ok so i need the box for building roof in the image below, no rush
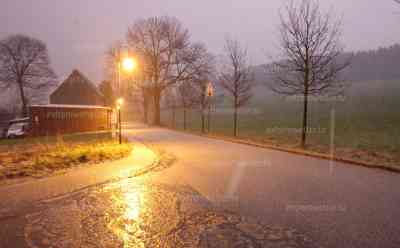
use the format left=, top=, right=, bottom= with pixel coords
left=51, top=69, right=103, bottom=98
left=29, top=104, right=112, bottom=110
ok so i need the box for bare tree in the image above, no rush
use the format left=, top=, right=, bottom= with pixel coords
left=269, top=0, right=349, bottom=147
left=163, top=86, right=179, bottom=128
left=0, top=34, right=56, bottom=117
left=104, top=41, right=154, bottom=123
left=191, top=51, right=215, bottom=133
left=139, top=86, right=153, bottom=124
left=196, top=79, right=210, bottom=133
left=103, top=41, right=123, bottom=83
left=219, top=37, right=254, bottom=137
left=98, top=80, right=115, bottom=107
left=126, top=16, right=210, bottom=125
left=176, top=81, right=198, bottom=130
left=104, top=40, right=131, bottom=96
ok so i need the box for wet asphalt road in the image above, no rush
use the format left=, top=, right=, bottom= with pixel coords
left=0, top=124, right=399, bottom=247
left=127, top=125, right=400, bottom=248
left=0, top=141, right=309, bottom=248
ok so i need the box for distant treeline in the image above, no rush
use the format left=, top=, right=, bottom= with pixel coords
left=341, top=44, right=400, bottom=82
left=255, top=44, right=400, bottom=84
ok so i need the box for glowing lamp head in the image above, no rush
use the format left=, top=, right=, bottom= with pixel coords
left=122, top=57, right=136, bottom=72
left=206, top=82, right=214, bottom=97
left=116, top=98, right=124, bottom=106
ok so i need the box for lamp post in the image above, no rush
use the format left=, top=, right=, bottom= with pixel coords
left=116, top=98, right=124, bottom=144
left=206, top=82, right=214, bottom=133
left=115, top=54, right=136, bottom=144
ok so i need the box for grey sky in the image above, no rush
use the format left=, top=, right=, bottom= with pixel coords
left=1, top=0, right=399, bottom=83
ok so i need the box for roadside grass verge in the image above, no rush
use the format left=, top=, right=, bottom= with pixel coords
left=0, top=131, right=114, bottom=149
left=0, top=132, right=133, bottom=180
left=161, top=102, right=400, bottom=168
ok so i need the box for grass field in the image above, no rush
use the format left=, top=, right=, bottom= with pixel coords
left=0, top=131, right=116, bottom=149
left=0, top=131, right=133, bottom=179
left=161, top=80, right=400, bottom=166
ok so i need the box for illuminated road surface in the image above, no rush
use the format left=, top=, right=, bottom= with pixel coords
left=0, top=135, right=309, bottom=247
left=127, top=124, right=400, bottom=248
left=0, top=124, right=399, bottom=247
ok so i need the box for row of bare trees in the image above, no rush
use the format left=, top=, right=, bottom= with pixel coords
left=103, top=16, right=215, bottom=127
left=103, top=0, right=348, bottom=148
left=0, top=0, right=357, bottom=148
left=103, top=18, right=254, bottom=135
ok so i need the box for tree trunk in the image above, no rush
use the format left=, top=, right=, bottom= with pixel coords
left=201, top=107, right=206, bottom=134
left=143, top=99, right=149, bottom=124
left=171, top=106, right=176, bottom=128
left=301, top=87, right=309, bottom=148
left=153, top=90, right=161, bottom=125
left=143, top=106, right=148, bottom=124
left=208, top=102, right=211, bottom=133
left=234, top=106, right=238, bottom=137
left=183, top=107, right=187, bottom=130
left=17, top=80, right=28, bottom=117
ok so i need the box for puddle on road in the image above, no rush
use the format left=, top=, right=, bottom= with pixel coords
left=23, top=177, right=310, bottom=247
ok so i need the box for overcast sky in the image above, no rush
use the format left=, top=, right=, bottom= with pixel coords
left=1, top=0, right=399, bottom=83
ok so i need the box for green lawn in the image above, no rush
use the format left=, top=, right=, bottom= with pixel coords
left=162, top=80, right=400, bottom=165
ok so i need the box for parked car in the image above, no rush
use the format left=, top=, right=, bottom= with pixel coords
left=6, top=122, right=29, bottom=139
left=0, top=123, right=7, bottom=139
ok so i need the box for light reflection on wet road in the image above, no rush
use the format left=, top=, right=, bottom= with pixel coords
left=22, top=177, right=309, bottom=247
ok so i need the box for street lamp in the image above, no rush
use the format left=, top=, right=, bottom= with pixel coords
left=115, top=54, right=136, bottom=144
left=122, top=57, right=137, bottom=72
left=116, top=98, right=124, bottom=144
left=206, top=82, right=214, bottom=133
left=118, top=56, right=137, bottom=94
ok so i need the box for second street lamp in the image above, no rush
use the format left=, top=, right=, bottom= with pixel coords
left=116, top=98, right=124, bottom=144
left=206, top=82, right=214, bottom=133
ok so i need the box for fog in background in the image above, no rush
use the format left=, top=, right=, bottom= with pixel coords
left=1, top=0, right=399, bottom=83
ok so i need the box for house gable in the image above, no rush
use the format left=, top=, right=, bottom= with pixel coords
left=50, top=70, right=104, bottom=106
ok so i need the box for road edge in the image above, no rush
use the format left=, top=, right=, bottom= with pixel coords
left=159, top=126, right=400, bottom=173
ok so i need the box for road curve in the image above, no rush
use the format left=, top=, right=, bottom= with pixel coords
left=127, top=124, right=400, bottom=248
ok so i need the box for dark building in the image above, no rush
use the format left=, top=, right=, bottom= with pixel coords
left=50, top=70, right=104, bottom=106
left=29, top=105, right=113, bottom=136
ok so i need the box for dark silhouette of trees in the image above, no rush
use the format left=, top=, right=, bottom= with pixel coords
left=98, top=80, right=115, bottom=107
left=340, top=44, right=400, bottom=81
left=104, top=41, right=123, bottom=86
left=219, top=37, right=254, bottom=137
left=0, top=34, right=56, bottom=117
left=256, top=44, right=400, bottom=87
left=269, top=0, right=348, bottom=147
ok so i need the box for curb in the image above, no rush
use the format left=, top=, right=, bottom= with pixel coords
left=160, top=126, right=400, bottom=173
